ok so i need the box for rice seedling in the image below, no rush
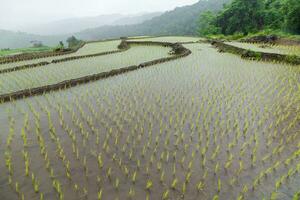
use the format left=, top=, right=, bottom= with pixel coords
left=162, top=189, right=170, bottom=200
left=146, top=179, right=153, bottom=190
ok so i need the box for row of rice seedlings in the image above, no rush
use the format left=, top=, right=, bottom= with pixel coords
left=0, top=40, right=121, bottom=71
left=0, top=44, right=172, bottom=95
left=41, top=95, right=91, bottom=198
left=2, top=77, right=298, bottom=199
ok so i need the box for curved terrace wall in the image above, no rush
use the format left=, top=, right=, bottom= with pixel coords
left=211, top=40, right=300, bottom=65
left=0, top=40, right=191, bottom=103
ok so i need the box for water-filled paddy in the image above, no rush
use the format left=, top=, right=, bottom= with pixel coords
left=226, top=41, right=300, bottom=56
left=128, top=36, right=201, bottom=43
left=0, top=39, right=299, bottom=200
left=0, top=44, right=171, bottom=94
left=0, top=40, right=121, bottom=71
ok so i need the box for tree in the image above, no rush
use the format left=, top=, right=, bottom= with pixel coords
left=59, top=41, right=64, bottom=48
left=198, top=11, right=220, bottom=36
left=66, top=36, right=81, bottom=48
left=215, top=0, right=265, bottom=35
left=283, top=0, right=300, bottom=34
left=198, top=0, right=300, bottom=36
left=30, top=40, right=44, bottom=48
left=263, top=0, right=284, bottom=29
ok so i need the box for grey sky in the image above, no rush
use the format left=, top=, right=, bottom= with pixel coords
left=0, top=0, right=199, bottom=31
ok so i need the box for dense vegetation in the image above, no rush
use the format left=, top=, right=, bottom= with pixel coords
left=66, top=36, right=82, bottom=49
left=199, top=0, right=300, bottom=36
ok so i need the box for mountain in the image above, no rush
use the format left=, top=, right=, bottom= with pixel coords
left=75, top=0, right=231, bottom=40
left=22, top=12, right=162, bottom=36
left=0, top=29, right=66, bottom=49
left=111, top=12, right=162, bottom=26
left=0, top=0, right=230, bottom=49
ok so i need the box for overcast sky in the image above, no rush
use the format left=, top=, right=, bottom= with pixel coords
left=0, top=0, right=199, bottom=31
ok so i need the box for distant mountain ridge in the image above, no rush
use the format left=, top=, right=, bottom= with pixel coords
left=0, top=29, right=65, bottom=49
left=75, top=0, right=231, bottom=40
left=0, top=12, right=161, bottom=49
left=0, top=0, right=231, bottom=49
left=22, top=12, right=162, bottom=36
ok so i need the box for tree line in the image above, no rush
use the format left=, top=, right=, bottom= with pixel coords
left=198, top=0, right=300, bottom=36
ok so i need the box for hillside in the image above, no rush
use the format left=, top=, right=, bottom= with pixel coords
left=22, top=12, right=162, bottom=36
left=0, top=0, right=230, bottom=49
left=0, top=30, right=66, bottom=49
left=76, top=0, right=230, bottom=40
left=0, top=12, right=162, bottom=49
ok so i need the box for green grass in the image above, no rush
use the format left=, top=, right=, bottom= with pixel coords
left=0, top=46, right=53, bottom=57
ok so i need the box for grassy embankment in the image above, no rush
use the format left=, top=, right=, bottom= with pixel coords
left=0, top=46, right=53, bottom=57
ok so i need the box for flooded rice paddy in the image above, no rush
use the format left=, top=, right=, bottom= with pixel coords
left=0, top=38, right=299, bottom=200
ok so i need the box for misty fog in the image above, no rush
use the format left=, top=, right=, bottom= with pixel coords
left=0, top=0, right=198, bottom=33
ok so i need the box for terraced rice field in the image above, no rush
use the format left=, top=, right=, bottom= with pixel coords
left=128, top=36, right=201, bottom=43
left=226, top=41, right=300, bottom=56
left=0, top=37, right=299, bottom=200
left=0, top=40, right=121, bottom=71
left=0, top=45, right=171, bottom=94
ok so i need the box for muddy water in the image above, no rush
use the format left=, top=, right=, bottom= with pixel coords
left=0, top=42, right=299, bottom=200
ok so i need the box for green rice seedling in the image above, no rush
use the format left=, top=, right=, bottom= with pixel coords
left=217, top=178, right=221, bottom=193
left=160, top=170, right=165, bottom=183
left=40, top=193, right=44, bottom=200
left=31, top=173, right=40, bottom=193
left=128, top=187, right=135, bottom=198
left=132, top=171, right=137, bottom=184
left=182, top=182, right=186, bottom=195
left=115, top=178, right=120, bottom=190
left=21, top=128, right=28, bottom=147
left=242, top=185, right=248, bottom=194
left=172, top=163, right=176, bottom=177
left=107, top=168, right=112, bottom=180
left=238, top=160, right=244, bottom=175
left=196, top=181, right=204, bottom=192
left=214, top=162, right=220, bottom=175
left=185, top=172, right=192, bottom=183
left=171, top=178, right=178, bottom=190
left=157, top=161, right=162, bottom=172
left=270, top=192, right=279, bottom=200
left=237, top=195, right=244, bottom=200
left=146, top=179, right=153, bottom=190
left=162, top=189, right=169, bottom=200
left=15, top=182, right=20, bottom=195
left=74, top=184, right=79, bottom=192
left=293, top=192, right=300, bottom=200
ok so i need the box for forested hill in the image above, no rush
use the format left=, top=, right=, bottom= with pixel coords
left=75, top=0, right=230, bottom=40
left=199, top=0, right=300, bottom=36
left=0, top=0, right=231, bottom=49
